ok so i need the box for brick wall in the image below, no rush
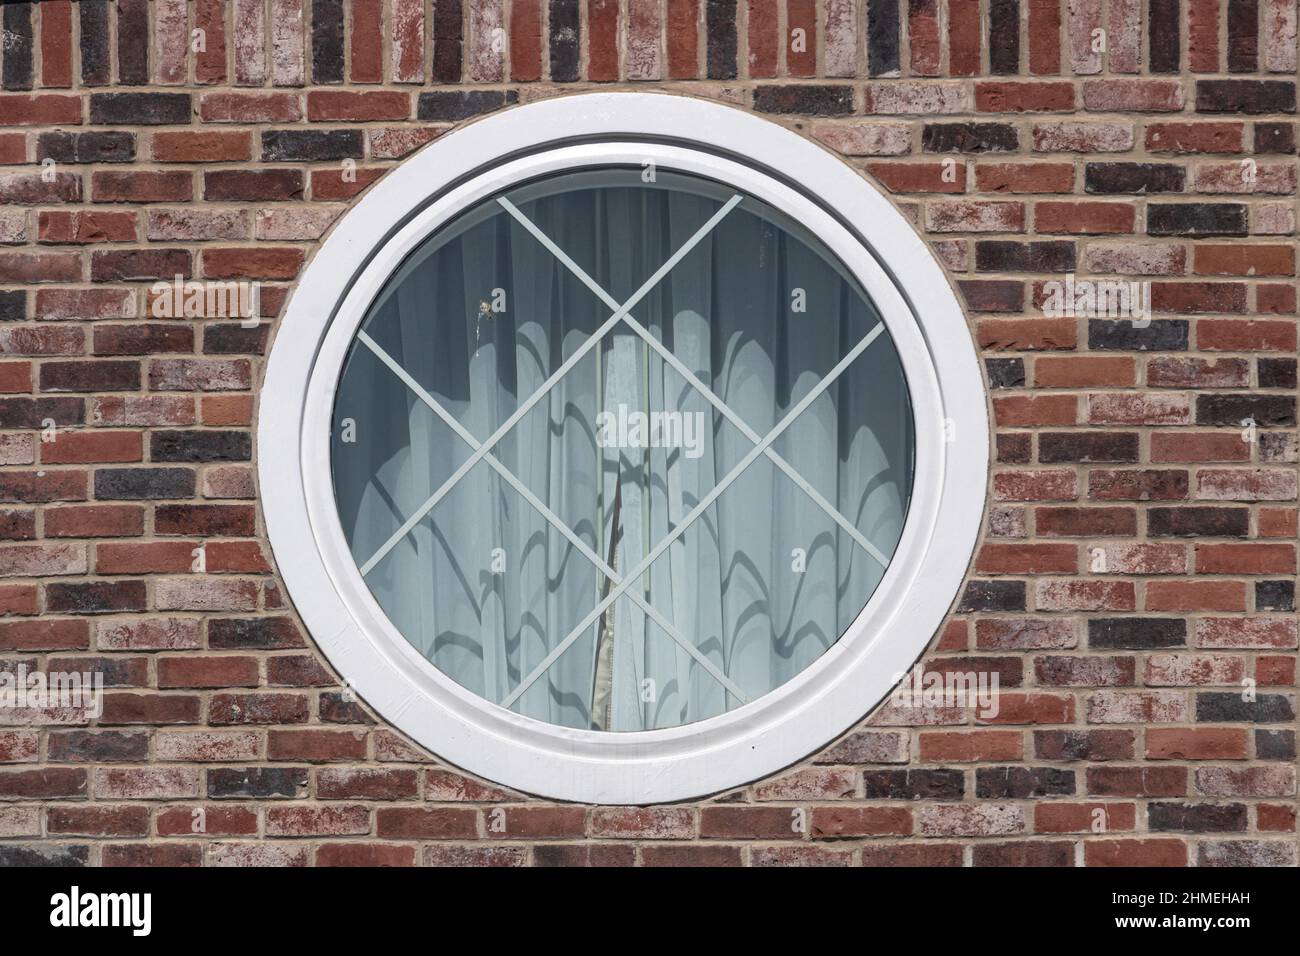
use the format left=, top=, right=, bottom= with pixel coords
left=0, top=0, right=1295, bottom=868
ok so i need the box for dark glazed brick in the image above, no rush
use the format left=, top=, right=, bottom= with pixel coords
left=417, top=90, right=519, bottom=121
left=47, top=581, right=147, bottom=614
left=203, top=324, right=270, bottom=355
left=79, top=1, right=110, bottom=86
left=1256, top=580, right=1295, bottom=612
left=36, top=131, right=136, bottom=164
left=1227, top=0, right=1259, bottom=73
left=548, top=0, right=579, bottom=82
left=1085, top=163, right=1185, bottom=193
left=1148, top=506, right=1249, bottom=537
left=753, top=85, right=854, bottom=115
left=0, top=845, right=89, bottom=867
left=1254, top=122, right=1296, bottom=154
left=209, top=618, right=306, bottom=650
left=976, top=767, right=1075, bottom=798
left=987, top=0, right=1019, bottom=75
left=94, top=468, right=196, bottom=501
left=116, top=0, right=149, bottom=85
left=986, top=358, right=1025, bottom=389
left=1088, top=319, right=1189, bottom=351
left=434, top=0, right=465, bottom=81
left=868, top=0, right=902, bottom=76
left=207, top=767, right=309, bottom=799
left=1147, top=204, right=1248, bottom=237
left=958, top=279, right=1024, bottom=312
left=2, top=3, right=34, bottom=91
left=1148, top=0, right=1181, bottom=72
left=958, top=580, right=1026, bottom=612
left=1255, top=729, right=1295, bottom=760
left=864, top=769, right=964, bottom=800
left=997, top=433, right=1032, bottom=463
left=1089, top=618, right=1186, bottom=650
left=262, top=129, right=363, bottom=161
left=205, top=169, right=304, bottom=202
left=150, top=431, right=252, bottom=463
left=705, top=0, right=738, bottom=80
left=1196, top=80, right=1296, bottom=114
left=39, top=362, right=140, bottom=393
left=1258, top=358, right=1297, bottom=389
left=47, top=731, right=150, bottom=762
left=1197, top=693, right=1295, bottom=723
left=89, top=93, right=193, bottom=126
left=972, top=842, right=1074, bottom=867
left=0, top=398, right=84, bottom=428
left=0, top=291, right=23, bottom=322
left=1149, top=802, right=1247, bottom=832
left=320, top=692, right=374, bottom=724
left=1034, top=729, right=1135, bottom=761
left=312, top=0, right=345, bottom=84
left=1196, top=394, right=1295, bottom=426
left=975, top=241, right=1075, bottom=272
left=92, top=250, right=193, bottom=282
left=1039, top=432, right=1139, bottom=463
left=922, top=123, right=1019, bottom=153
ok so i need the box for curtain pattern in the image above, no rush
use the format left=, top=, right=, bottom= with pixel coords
left=332, top=169, right=914, bottom=731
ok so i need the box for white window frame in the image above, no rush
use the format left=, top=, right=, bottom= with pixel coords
left=259, top=93, right=988, bottom=804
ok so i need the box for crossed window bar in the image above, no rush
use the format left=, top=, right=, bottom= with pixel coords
left=353, top=189, right=890, bottom=714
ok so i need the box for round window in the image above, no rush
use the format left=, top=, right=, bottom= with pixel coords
left=261, top=94, right=987, bottom=803
left=331, top=166, right=914, bottom=733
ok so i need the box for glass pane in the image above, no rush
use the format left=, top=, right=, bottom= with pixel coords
left=331, top=165, right=915, bottom=732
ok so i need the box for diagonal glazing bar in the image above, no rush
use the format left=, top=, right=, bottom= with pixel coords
left=357, top=192, right=744, bottom=576
left=497, top=199, right=891, bottom=570
left=355, top=331, right=749, bottom=704
left=502, top=321, right=886, bottom=709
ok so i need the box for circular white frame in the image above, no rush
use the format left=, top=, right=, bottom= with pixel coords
left=260, top=93, right=988, bottom=805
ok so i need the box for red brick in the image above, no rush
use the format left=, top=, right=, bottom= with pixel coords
left=976, top=163, right=1075, bottom=193
left=976, top=543, right=1078, bottom=574
left=0, top=94, right=81, bottom=125
left=38, top=212, right=136, bottom=244
left=266, top=729, right=367, bottom=762
left=307, top=91, right=410, bottom=122
left=978, top=317, right=1078, bottom=350
left=948, top=0, right=982, bottom=75
left=199, top=92, right=301, bottom=123
left=1147, top=580, right=1247, bottom=612
left=1195, top=543, right=1295, bottom=575
left=40, top=431, right=142, bottom=465
left=1035, top=802, right=1136, bottom=833
left=1085, top=839, right=1187, bottom=867
left=92, top=171, right=193, bottom=203
left=202, top=247, right=304, bottom=281
left=152, top=131, right=251, bottom=163
left=158, top=805, right=257, bottom=837
left=1147, top=728, right=1249, bottom=760
left=40, top=1, right=75, bottom=88
left=1035, top=201, right=1135, bottom=234
left=310, top=167, right=384, bottom=200
left=976, top=82, right=1075, bottom=113
left=316, top=844, right=415, bottom=867
left=919, top=731, right=1023, bottom=761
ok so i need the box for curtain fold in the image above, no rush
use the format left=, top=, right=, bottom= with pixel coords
left=332, top=169, right=914, bottom=732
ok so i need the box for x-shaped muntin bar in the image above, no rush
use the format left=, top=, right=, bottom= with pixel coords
left=355, top=329, right=749, bottom=705
left=358, top=193, right=744, bottom=578
left=502, top=321, right=887, bottom=708
left=498, top=198, right=892, bottom=570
